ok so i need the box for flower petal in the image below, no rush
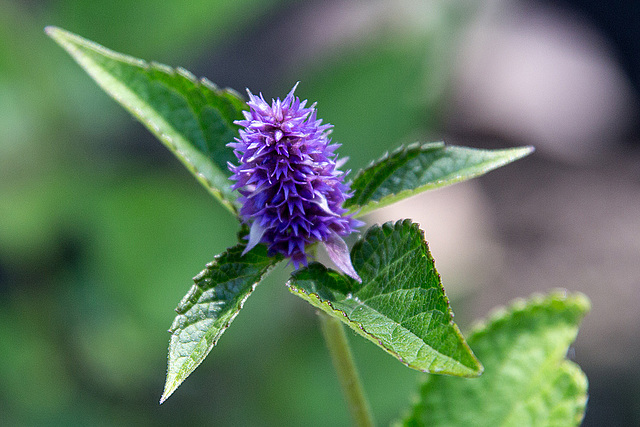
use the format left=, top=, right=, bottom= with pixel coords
left=242, top=220, right=268, bottom=256
left=322, top=231, right=362, bottom=283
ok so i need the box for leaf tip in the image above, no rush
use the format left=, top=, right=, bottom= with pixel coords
left=566, top=289, right=590, bottom=311
left=44, top=26, right=85, bottom=56
left=159, top=378, right=179, bottom=405
left=482, top=144, right=536, bottom=167
left=44, top=25, right=75, bottom=43
left=44, top=25, right=58, bottom=37
left=158, top=391, right=170, bottom=405
left=512, top=145, right=536, bottom=160
left=44, top=25, right=67, bottom=45
left=469, top=358, right=484, bottom=377
left=528, top=289, right=591, bottom=318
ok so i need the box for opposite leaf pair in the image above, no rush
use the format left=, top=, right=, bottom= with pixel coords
left=163, top=219, right=481, bottom=403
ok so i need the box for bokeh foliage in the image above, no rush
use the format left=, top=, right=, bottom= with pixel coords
left=1, top=0, right=479, bottom=425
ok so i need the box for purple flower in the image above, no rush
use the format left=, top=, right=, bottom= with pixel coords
left=228, top=83, right=362, bottom=282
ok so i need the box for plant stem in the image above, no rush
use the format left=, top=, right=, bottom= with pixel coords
left=319, top=311, right=375, bottom=427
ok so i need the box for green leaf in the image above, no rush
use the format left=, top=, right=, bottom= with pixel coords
left=161, top=243, right=281, bottom=403
left=288, top=219, right=482, bottom=377
left=46, top=26, right=246, bottom=214
left=345, top=143, right=534, bottom=217
left=402, top=291, right=590, bottom=427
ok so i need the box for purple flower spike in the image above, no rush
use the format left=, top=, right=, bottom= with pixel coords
left=228, top=83, right=363, bottom=282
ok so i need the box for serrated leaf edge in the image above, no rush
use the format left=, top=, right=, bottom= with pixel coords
left=560, top=360, right=590, bottom=426
left=287, top=283, right=481, bottom=377
left=161, top=279, right=259, bottom=404
left=398, top=290, right=591, bottom=426
left=174, top=246, right=269, bottom=316
left=467, top=289, right=591, bottom=339
left=45, top=26, right=243, bottom=215
left=160, top=246, right=281, bottom=404
left=347, top=143, right=534, bottom=217
left=345, top=142, right=442, bottom=212
left=469, top=290, right=590, bottom=426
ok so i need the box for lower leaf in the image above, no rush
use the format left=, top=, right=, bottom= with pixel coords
left=161, top=243, right=281, bottom=403
left=402, top=290, right=590, bottom=426
left=288, top=219, right=483, bottom=377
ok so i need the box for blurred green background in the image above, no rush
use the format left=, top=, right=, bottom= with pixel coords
left=2, top=0, right=639, bottom=425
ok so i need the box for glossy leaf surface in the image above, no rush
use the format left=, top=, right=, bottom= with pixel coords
left=346, top=143, right=534, bottom=216
left=47, top=26, right=245, bottom=214
left=288, top=220, right=482, bottom=377
left=161, top=243, right=280, bottom=403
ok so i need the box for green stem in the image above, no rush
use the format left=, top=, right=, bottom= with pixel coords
left=319, top=311, right=375, bottom=427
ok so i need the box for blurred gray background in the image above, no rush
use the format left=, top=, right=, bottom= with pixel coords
left=1, top=0, right=639, bottom=425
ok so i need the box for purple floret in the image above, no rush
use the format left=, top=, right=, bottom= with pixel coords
left=227, top=83, right=362, bottom=281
